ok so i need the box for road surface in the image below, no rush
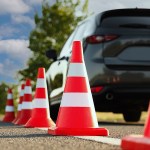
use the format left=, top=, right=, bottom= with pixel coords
left=0, top=120, right=144, bottom=150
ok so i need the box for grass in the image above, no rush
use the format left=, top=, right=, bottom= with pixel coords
left=0, top=114, right=4, bottom=120
left=96, top=112, right=148, bottom=123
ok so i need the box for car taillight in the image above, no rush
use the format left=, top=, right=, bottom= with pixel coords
left=86, top=35, right=119, bottom=44
left=91, top=86, right=104, bottom=93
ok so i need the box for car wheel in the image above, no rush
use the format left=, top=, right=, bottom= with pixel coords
left=123, top=110, right=141, bottom=122
left=50, top=105, right=59, bottom=121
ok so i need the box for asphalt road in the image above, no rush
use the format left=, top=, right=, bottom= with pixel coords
left=0, top=120, right=144, bottom=150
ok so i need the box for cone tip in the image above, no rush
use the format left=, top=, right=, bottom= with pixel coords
left=73, top=40, right=81, bottom=44
left=71, top=40, right=83, bottom=63
left=8, top=88, right=12, bottom=93
left=21, top=84, right=25, bottom=89
left=25, top=79, right=31, bottom=86
left=37, top=67, right=45, bottom=78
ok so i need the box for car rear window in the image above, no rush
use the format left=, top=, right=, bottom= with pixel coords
left=101, top=17, right=150, bottom=28
left=100, top=9, right=150, bottom=28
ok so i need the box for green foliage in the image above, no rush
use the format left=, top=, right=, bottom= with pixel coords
left=50, top=73, right=63, bottom=90
left=0, top=83, right=18, bottom=114
left=12, top=84, right=19, bottom=113
left=18, top=0, right=89, bottom=86
left=29, top=0, right=88, bottom=53
left=18, top=54, right=49, bottom=82
left=0, top=83, right=8, bottom=114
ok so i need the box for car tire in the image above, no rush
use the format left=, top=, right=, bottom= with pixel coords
left=123, top=110, right=141, bottom=122
left=50, top=105, right=59, bottom=121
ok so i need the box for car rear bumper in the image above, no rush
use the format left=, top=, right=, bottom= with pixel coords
left=92, top=84, right=150, bottom=112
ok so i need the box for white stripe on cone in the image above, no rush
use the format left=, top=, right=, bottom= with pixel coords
left=5, top=106, right=14, bottom=112
left=67, top=63, right=86, bottom=77
left=36, top=79, right=46, bottom=88
left=24, top=86, right=32, bottom=94
left=20, top=90, right=24, bottom=96
left=7, top=94, right=13, bottom=99
left=22, top=102, right=32, bottom=109
left=33, top=98, right=49, bottom=108
left=60, top=93, right=94, bottom=107
left=18, top=104, right=22, bottom=111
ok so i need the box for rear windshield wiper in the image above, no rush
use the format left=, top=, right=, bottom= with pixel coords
left=120, top=23, right=150, bottom=29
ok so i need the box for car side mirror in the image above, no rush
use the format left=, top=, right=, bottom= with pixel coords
left=46, top=49, right=57, bottom=61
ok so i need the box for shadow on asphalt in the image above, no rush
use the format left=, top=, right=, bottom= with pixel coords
left=98, top=121, right=144, bottom=126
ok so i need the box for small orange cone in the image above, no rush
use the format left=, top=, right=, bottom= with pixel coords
left=25, top=68, right=55, bottom=128
left=3, top=88, right=15, bottom=122
left=12, top=84, right=25, bottom=124
left=16, top=79, right=32, bottom=125
left=121, top=102, right=150, bottom=150
left=48, top=41, right=109, bottom=136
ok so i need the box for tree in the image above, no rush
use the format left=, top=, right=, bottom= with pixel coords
left=18, top=0, right=89, bottom=85
left=0, top=83, right=8, bottom=114
left=0, top=82, right=18, bottom=114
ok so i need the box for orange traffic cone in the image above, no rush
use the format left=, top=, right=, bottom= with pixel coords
left=16, top=79, right=32, bottom=125
left=48, top=41, right=109, bottom=136
left=25, top=68, right=55, bottom=128
left=3, top=88, right=15, bottom=122
left=13, top=84, right=25, bottom=124
left=121, top=102, right=150, bottom=150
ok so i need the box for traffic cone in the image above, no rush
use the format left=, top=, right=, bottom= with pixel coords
left=12, top=84, right=25, bottom=124
left=25, top=68, right=55, bottom=128
left=121, top=102, right=150, bottom=150
left=48, top=41, right=109, bottom=136
left=16, top=79, right=32, bottom=125
left=15, top=84, right=25, bottom=125
left=3, top=88, right=15, bottom=122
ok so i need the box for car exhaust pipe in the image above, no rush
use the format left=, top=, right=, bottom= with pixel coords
left=106, top=93, right=114, bottom=100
